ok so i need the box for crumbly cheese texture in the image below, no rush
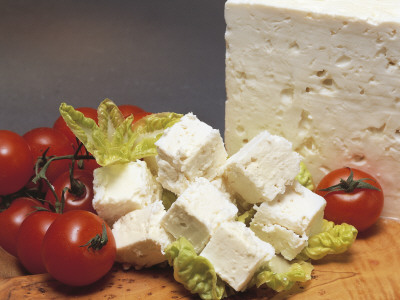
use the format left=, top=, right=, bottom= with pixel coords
left=224, top=0, right=400, bottom=219
left=222, top=130, right=302, bottom=203
left=112, top=201, right=174, bottom=269
left=161, top=177, right=238, bottom=253
left=250, top=223, right=307, bottom=261
left=251, top=181, right=326, bottom=237
left=93, top=160, right=162, bottom=225
left=155, top=113, right=227, bottom=195
left=200, top=221, right=275, bottom=292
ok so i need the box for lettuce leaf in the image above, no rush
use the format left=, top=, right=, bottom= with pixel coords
left=297, top=219, right=358, bottom=260
left=161, top=189, right=177, bottom=210
left=59, top=99, right=182, bottom=166
left=165, top=237, right=226, bottom=300
left=236, top=207, right=256, bottom=226
left=296, top=161, right=314, bottom=191
left=249, top=257, right=313, bottom=292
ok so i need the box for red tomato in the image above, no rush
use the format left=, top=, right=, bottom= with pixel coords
left=16, top=211, right=58, bottom=274
left=118, top=104, right=151, bottom=123
left=45, top=169, right=95, bottom=213
left=316, top=167, right=384, bottom=232
left=0, top=130, right=34, bottom=195
left=42, top=210, right=116, bottom=286
left=0, top=197, right=43, bottom=256
left=53, top=107, right=98, bottom=148
left=23, top=127, right=75, bottom=183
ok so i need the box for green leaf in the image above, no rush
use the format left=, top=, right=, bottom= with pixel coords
left=297, top=219, right=358, bottom=260
left=296, top=161, right=314, bottom=191
left=236, top=207, right=256, bottom=226
left=161, top=189, right=177, bottom=210
left=249, top=256, right=313, bottom=292
left=59, top=99, right=182, bottom=166
left=165, top=237, right=226, bottom=300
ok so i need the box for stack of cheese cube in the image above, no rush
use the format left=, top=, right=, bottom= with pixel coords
left=92, top=112, right=326, bottom=291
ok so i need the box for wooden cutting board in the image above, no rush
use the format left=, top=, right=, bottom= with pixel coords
left=1, top=218, right=400, bottom=299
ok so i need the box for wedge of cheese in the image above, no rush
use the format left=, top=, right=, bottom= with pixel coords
left=224, top=0, right=400, bottom=219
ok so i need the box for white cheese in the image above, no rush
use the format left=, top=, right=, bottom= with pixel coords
left=222, top=130, right=301, bottom=203
left=224, top=0, right=400, bottom=219
left=200, top=221, right=275, bottom=292
left=161, top=177, right=238, bottom=253
left=155, top=113, right=227, bottom=195
left=251, top=181, right=326, bottom=237
left=92, top=160, right=161, bottom=225
left=250, top=223, right=307, bottom=261
left=112, top=201, right=174, bottom=270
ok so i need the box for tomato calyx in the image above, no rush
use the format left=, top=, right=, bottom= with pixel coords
left=319, top=167, right=381, bottom=194
left=80, top=223, right=109, bottom=251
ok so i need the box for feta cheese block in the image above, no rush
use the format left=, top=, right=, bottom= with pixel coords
left=93, top=160, right=162, bottom=225
left=251, top=181, right=326, bottom=237
left=222, top=130, right=301, bottom=204
left=155, top=113, right=227, bottom=195
left=112, top=201, right=174, bottom=270
left=250, top=223, right=307, bottom=261
left=161, top=177, right=238, bottom=253
left=224, top=0, right=400, bottom=219
left=200, top=221, right=275, bottom=292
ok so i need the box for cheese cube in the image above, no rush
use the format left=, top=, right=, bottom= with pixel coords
left=224, top=0, right=400, bottom=219
left=222, top=130, right=301, bottom=203
left=250, top=223, right=307, bottom=261
left=93, top=160, right=161, bottom=225
left=200, top=221, right=275, bottom=292
left=155, top=113, right=227, bottom=195
left=161, top=177, right=238, bottom=253
left=252, top=181, right=326, bottom=237
left=112, top=201, right=174, bottom=270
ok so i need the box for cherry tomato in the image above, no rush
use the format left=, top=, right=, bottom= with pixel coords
left=0, top=197, right=43, bottom=256
left=0, top=130, right=34, bottom=195
left=16, top=211, right=58, bottom=274
left=45, top=169, right=95, bottom=213
left=42, top=210, right=116, bottom=286
left=118, top=104, right=151, bottom=123
left=23, top=127, right=75, bottom=183
left=316, top=167, right=384, bottom=232
left=53, top=107, right=98, bottom=149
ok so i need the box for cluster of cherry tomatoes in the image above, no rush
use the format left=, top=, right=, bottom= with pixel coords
left=0, top=104, right=150, bottom=286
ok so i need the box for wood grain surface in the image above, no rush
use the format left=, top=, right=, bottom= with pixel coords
left=1, top=218, right=399, bottom=299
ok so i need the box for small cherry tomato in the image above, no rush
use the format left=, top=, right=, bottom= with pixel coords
left=42, top=210, right=116, bottom=286
left=16, top=210, right=58, bottom=274
left=53, top=107, right=98, bottom=149
left=0, top=130, right=34, bottom=195
left=316, top=167, right=384, bottom=232
left=23, top=127, right=75, bottom=183
left=0, top=197, right=43, bottom=256
left=45, top=169, right=95, bottom=213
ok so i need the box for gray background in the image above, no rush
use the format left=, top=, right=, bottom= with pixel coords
left=0, top=0, right=226, bottom=135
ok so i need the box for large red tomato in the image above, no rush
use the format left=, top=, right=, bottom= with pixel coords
left=42, top=210, right=116, bottom=286
left=0, top=130, right=34, bottom=195
left=23, top=127, right=75, bottom=183
left=45, top=169, right=95, bottom=213
left=16, top=211, right=58, bottom=274
left=316, top=167, right=384, bottom=232
left=0, top=197, right=43, bottom=256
